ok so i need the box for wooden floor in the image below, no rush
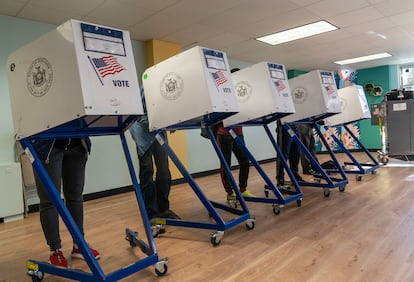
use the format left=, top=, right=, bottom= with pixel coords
left=1, top=152, right=414, bottom=281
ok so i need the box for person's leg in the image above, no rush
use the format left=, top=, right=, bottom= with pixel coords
left=300, top=125, right=312, bottom=173
left=153, top=140, right=171, bottom=214
left=62, top=144, right=88, bottom=236
left=231, top=136, right=249, bottom=192
left=277, top=125, right=292, bottom=185
left=217, top=134, right=234, bottom=196
left=138, top=144, right=158, bottom=219
left=35, top=148, right=64, bottom=251
left=289, top=138, right=301, bottom=179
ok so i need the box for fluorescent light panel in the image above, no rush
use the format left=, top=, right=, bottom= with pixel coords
left=334, top=52, right=392, bottom=65
left=256, top=20, right=338, bottom=45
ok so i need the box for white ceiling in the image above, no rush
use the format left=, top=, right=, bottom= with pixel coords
left=1, top=0, right=414, bottom=71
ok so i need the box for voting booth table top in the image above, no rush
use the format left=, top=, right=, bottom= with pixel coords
left=280, top=70, right=348, bottom=197
left=221, top=62, right=303, bottom=214
left=324, top=84, right=380, bottom=180
left=142, top=46, right=255, bottom=246
left=8, top=19, right=167, bottom=281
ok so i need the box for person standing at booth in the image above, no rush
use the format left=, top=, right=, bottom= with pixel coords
left=215, top=68, right=254, bottom=202
left=32, top=137, right=100, bottom=268
left=129, top=88, right=180, bottom=221
left=299, top=123, right=319, bottom=175
left=215, top=122, right=254, bottom=201
left=276, top=120, right=303, bottom=186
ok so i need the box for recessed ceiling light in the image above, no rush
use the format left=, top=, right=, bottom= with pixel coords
left=334, top=52, right=392, bottom=65
left=256, top=20, right=338, bottom=45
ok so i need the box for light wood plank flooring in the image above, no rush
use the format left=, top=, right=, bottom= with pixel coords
left=1, top=153, right=414, bottom=281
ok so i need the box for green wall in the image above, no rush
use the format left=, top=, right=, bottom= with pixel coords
left=356, top=65, right=398, bottom=149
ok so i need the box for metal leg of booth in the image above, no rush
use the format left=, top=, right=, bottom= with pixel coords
left=20, top=132, right=167, bottom=282
left=283, top=123, right=349, bottom=198
left=152, top=127, right=255, bottom=247
left=323, top=124, right=380, bottom=181
left=228, top=126, right=303, bottom=215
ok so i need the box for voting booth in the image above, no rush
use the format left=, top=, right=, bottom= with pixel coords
left=223, top=62, right=295, bottom=127
left=323, top=84, right=379, bottom=180
left=277, top=70, right=348, bottom=197
left=7, top=19, right=167, bottom=281
left=281, top=70, right=342, bottom=124
left=217, top=62, right=302, bottom=213
left=141, top=46, right=253, bottom=246
left=8, top=19, right=143, bottom=139
left=325, top=84, right=370, bottom=126
left=142, top=46, right=239, bottom=131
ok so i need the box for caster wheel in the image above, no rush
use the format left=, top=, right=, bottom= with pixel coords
left=210, top=231, right=224, bottom=247
left=296, top=199, right=302, bottom=207
left=264, top=190, right=269, bottom=198
left=371, top=170, right=377, bottom=175
left=245, top=219, right=255, bottom=230
left=323, top=189, right=331, bottom=197
left=272, top=204, right=281, bottom=215
left=155, top=264, right=168, bottom=276
left=381, top=157, right=389, bottom=165
left=356, top=175, right=362, bottom=181
left=28, top=270, right=44, bottom=282
left=227, top=200, right=238, bottom=209
left=339, top=186, right=345, bottom=192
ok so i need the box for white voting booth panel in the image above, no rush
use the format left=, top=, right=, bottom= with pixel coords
left=142, top=46, right=238, bottom=131
left=8, top=19, right=143, bottom=139
left=325, top=84, right=371, bottom=126
left=223, top=62, right=295, bottom=127
left=281, top=70, right=342, bottom=123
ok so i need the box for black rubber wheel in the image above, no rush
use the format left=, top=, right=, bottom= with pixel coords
left=210, top=235, right=221, bottom=247
left=273, top=207, right=281, bottom=215
left=155, top=264, right=168, bottom=276
left=245, top=221, right=255, bottom=230
left=356, top=175, right=362, bottom=181
left=339, top=186, right=345, bottom=192
left=323, top=189, right=331, bottom=197
left=296, top=199, right=302, bottom=207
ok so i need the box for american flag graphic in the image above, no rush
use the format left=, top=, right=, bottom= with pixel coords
left=275, top=80, right=286, bottom=92
left=211, top=70, right=228, bottom=86
left=92, top=55, right=125, bottom=78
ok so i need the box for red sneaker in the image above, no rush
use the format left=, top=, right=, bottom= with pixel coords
left=71, top=246, right=100, bottom=260
left=49, top=250, right=69, bottom=268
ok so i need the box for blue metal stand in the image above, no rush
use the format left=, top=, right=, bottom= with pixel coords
left=228, top=125, right=303, bottom=215
left=22, top=115, right=167, bottom=281
left=283, top=122, right=349, bottom=198
left=151, top=124, right=254, bottom=247
left=323, top=123, right=380, bottom=181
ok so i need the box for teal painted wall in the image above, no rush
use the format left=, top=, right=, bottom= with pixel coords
left=356, top=65, right=399, bottom=149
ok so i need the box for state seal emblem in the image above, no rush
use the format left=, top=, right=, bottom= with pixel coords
left=235, top=81, right=252, bottom=103
left=160, top=72, right=183, bottom=100
left=291, top=87, right=308, bottom=104
left=26, top=58, right=53, bottom=97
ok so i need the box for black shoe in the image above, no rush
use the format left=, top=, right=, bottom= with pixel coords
left=294, top=174, right=304, bottom=181
left=159, top=209, right=181, bottom=219
left=303, top=169, right=317, bottom=175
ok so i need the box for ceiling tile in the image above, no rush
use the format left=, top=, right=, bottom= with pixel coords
left=29, top=0, right=104, bottom=16
left=0, top=0, right=27, bottom=16
left=374, top=0, right=414, bottom=16
left=305, top=0, right=370, bottom=18
left=18, top=4, right=84, bottom=25
left=87, top=0, right=154, bottom=27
